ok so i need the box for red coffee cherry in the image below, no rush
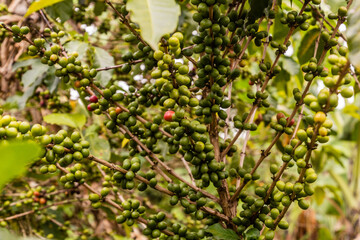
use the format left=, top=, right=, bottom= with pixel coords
left=87, top=104, right=93, bottom=111
left=115, top=107, right=122, bottom=114
left=164, top=111, right=175, bottom=121
left=39, top=198, right=47, bottom=205
left=287, top=117, right=295, bottom=126
left=277, top=113, right=285, bottom=121
left=89, top=95, right=98, bottom=103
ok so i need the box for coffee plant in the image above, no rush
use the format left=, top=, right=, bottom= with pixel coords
left=0, top=0, right=360, bottom=239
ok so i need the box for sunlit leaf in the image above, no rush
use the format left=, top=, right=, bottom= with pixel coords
left=85, top=133, right=111, bottom=161
left=126, top=0, right=181, bottom=50
left=0, top=141, right=41, bottom=191
left=43, top=113, right=86, bottom=129
left=64, top=40, right=89, bottom=61
left=297, top=28, right=325, bottom=65
left=93, top=47, right=115, bottom=86
left=45, top=0, right=73, bottom=22
left=329, top=170, right=356, bottom=208
left=314, top=186, right=326, bottom=205
left=25, top=0, right=65, bottom=17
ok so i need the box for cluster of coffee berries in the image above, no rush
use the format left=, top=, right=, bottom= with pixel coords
left=269, top=113, right=295, bottom=135
left=279, top=10, right=311, bottom=30
left=111, top=157, right=143, bottom=190
left=0, top=115, right=46, bottom=141
left=0, top=185, right=57, bottom=226
left=58, top=163, right=89, bottom=189
left=167, top=222, right=205, bottom=240
left=0, top=26, right=9, bottom=43
left=327, top=5, right=348, bottom=20
left=142, top=212, right=168, bottom=238
left=41, top=130, right=89, bottom=165
left=115, top=199, right=146, bottom=226
left=9, top=25, right=30, bottom=43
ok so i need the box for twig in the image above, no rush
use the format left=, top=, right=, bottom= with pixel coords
left=180, top=157, right=196, bottom=186
left=84, top=88, right=220, bottom=202
left=54, top=163, right=175, bottom=236
left=105, top=0, right=150, bottom=47
left=185, top=55, right=198, bottom=68
left=39, top=10, right=53, bottom=31
left=299, top=0, right=347, bottom=41
left=96, top=60, right=143, bottom=71
left=290, top=105, right=305, bottom=141
left=97, top=164, right=125, bottom=202
left=1, top=23, right=35, bottom=45
left=313, top=16, right=325, bottom=58
left=116, top=122, right=220, bottom=202
left=0, top=199, right=80, bottom=221
left=352, top=71, right=360, bottom=90
left=237, top=108, right=256, bottom=169
left=223, top=81, right=232, bottom=143
left=89, top=154, right=174, bottom=196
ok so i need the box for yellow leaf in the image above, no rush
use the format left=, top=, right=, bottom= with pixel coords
left=122, top=138, right=129, bottom=148
left=25, top=0, right=65, bottom=17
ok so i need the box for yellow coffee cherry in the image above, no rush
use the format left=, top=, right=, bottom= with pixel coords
left=319, top=127, right=328, bottom=136
left=314, top=111, right=326, bottom=124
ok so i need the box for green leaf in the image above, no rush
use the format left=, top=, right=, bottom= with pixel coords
left=8, top=59, right=47, bottom=109
left=353, top=126, right=360, bottom=194
left=126, top=0, right=181, bottom=50
left=282, top=57, right=300, bottom=75
left=13, top=59, right=49, bottom=89
left=94, top=1, right=107, bottom=16
left=297, top=28, right=325, bottom=65
left=24, top=0, right=65, bottom=17
left=274, top=69, right=291, bottom=95
left=317, top=228, right=332, bottom=240
left=0, top=141, right=41, bottom=191
left=314, top=186, right=326, bottom=205
left=113, top=236, right=132, bottom=240
left=347, top=0, right=360, bottom=69
left=22, top=60, right=49, bottom=88
left=329, top=170, right=357, bottom=209
left=324, top=0, right=347, bottom=14
left=19, top=78, right=43, bottom=109
left=12, top=58, right=38, bottom=71
left=206, top=223, right=240, bottom=240
left=244, top=228, right=260, bottom=240
left=343, top=104, right=360, bottom=120
left=248, top=0, right=271, bottom=23
left=64, top=40, right=89, bottom=61
left=85, top=133, right=111, bottom=161
left=272, top=11, right=288, bottom=42
left=45, top=0, right=73, bottom=23
left=100, top=206, right=116, bottom=220
left=44, top=67, right=59, bottom=93
left=0, top=229, right=41, bottom=239
left=93, top=47, right=115, bottom=86
left=43, top=113, right=86, bottom=129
